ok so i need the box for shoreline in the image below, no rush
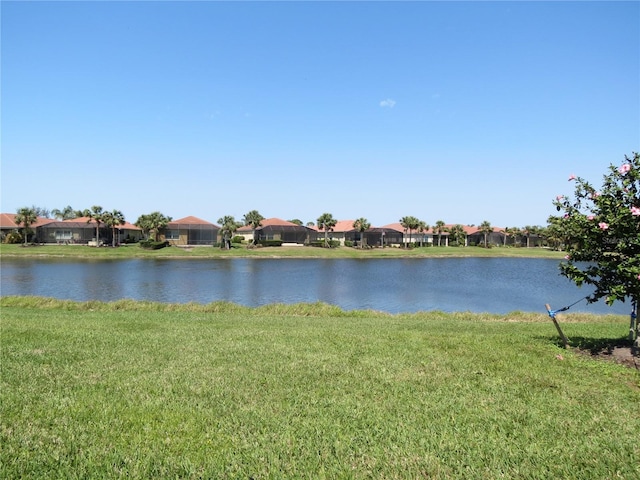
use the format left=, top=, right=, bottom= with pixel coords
left=0, top=244, right=566, bottom=260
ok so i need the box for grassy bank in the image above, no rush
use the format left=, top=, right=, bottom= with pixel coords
left=2, top=297, right=638, bottom=479
left=0, top=243, right=566, bottom=259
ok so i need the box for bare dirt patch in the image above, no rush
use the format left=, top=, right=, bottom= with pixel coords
left=575, top=345, right=640, bottom=370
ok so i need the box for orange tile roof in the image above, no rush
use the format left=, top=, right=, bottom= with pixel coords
left=259, top=218, right=299, bottom=227
left=61, top=216, right=141, bottom=230
left=0, top=213, right=54, bottom=228
left=328, top=220, right=355, bottom=232
left=169, top=216, right=218, bottom=226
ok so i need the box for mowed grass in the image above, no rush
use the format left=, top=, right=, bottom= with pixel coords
left=2, top=297, right=638, bottom=479
left=0, top=243, right=567, bottom=260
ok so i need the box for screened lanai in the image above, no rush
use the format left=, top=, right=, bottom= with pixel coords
left=160, top=216, right=220, bottom=246
left=344, top=227, right=404, bottom=247
left=254, top=224, right=318, bottom=244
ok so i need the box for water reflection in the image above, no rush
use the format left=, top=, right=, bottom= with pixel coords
left=0, top=257, right=631, bottom=315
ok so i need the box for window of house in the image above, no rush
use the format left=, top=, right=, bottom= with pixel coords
left=165, top=230, right=180, bottom=240
left=55, top=230, right=72, bottom=240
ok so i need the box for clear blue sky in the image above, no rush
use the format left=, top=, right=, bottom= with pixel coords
left=2, top=1, right=638, bottom=228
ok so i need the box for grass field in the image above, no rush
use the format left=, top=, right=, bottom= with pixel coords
left=0, top=243, right=566, bottom=260
left=1, top=297, right=638, bottom=479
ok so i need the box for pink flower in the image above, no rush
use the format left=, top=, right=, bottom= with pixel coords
left=631, top=206, right=640, bottom=216
left=556, top=195, right=564, bottom=201
left=598, top=222, right=609, bottom=230
left=564, top=214, right=569, bottom=219
left=591, top=192, right=600, bottom=199
left=587, top=215, right=595, bottom=221
left=637, top=274, right=640, bottom=281
left=568, top=174, right=576, bottom=181
left=564, top=255, right=570, bottom=260
left=618, top=163, right=631, bottom=175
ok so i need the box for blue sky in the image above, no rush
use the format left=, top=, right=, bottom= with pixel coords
left=2, top=1, right=638, bottom=228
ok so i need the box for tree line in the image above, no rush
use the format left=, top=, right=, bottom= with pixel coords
left=9, top=203, right=551, bottom=250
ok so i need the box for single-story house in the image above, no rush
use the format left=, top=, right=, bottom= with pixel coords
left=382, top=223, right=432, bottom=247
left=311, top=220, right=358, bottom=246
left=37, top=217, right=142, bottom=245
left=159, top=216, right=220, bottom=246
left=251, top=218, right=317, bottom=245
left=344, top=226, right=404, bottom=247
left=0, top=213, right=54, bottom=242
left=466, top=227, right=506, bottom=247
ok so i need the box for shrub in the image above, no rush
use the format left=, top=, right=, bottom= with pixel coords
left=3, top=231, right=23, bottom=244
left=258, top=240, right=283, bottom=247
left=345, top=240, right=354, bottom=247
left=139, top=240, right=169, bottom=250
left=232, top=236, right=244, bottom=244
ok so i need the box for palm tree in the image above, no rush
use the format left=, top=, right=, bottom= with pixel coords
left=503, top=227, right=522, bottom=247
left=102, top=210, right=126, bottom=247
left=288, top=219, right=303, bottom=226
left=479, top=220, right=493, bottom=248
left=434, top=220, right=447, bottom=247
left=316, top=213, right=337, bottom=247
left=448, top=224, right=467, bottom=247
left=217, top=215, right=240, bottom=250
left=522, top=225, right=540, bottom=248
left=135, top=212, right=172, bottom=241
left=399, top=216, right=419, bottom=248
left=243, top=210, right=264, bottom=247
left=416, top=220, right=430, bottom=247
left=14, top=207, right=38, bottom=246
left=52, top=205, right=78, bottom=220
left=81, top=205, right=105, bottom=246
left=352, top=217, right=371, bottom=248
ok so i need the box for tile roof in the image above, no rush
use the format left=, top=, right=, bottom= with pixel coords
left=237, top=218, right=302, bottom=232
left=0, top=213, right=54, bottom=228
left=168, top=216, right=218, bottom=227
left=61, top=216, right=141, bottom=230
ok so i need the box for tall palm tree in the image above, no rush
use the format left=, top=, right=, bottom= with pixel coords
left=316, top=213, right=337, bottom=247
left=81, top=206, right=105, bottom=246
left=399, top=216, right=419, bottom=248
left=479, top=220, right=493, bottom=248
left=352, top=217, right=371, bottom=248
left=417, top=220, right=430, bottom=247
left=135, top=212, right=172, bottom=241
left=434, top=220, right=446, bottom=247
left=14, top=207, right=38, bottom=246
left=243, top=210, right=264, bottom=247
left=217, top=215, right=239, bottom=250
left=522, top=225, right=536, bottom=248
left=503, top=227, right=522, bottom=247
left=102, top=210, right=126, bottom=247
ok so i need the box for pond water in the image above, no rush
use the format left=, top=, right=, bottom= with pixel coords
left=0, top=257, right=631, bottom=315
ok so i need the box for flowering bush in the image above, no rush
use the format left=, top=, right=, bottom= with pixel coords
left=551, top=152, right=639, bottom=309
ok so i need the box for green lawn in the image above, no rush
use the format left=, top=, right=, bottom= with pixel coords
left=0, top=243, right=566, bottom=259
left=2, top=297, right=638, bottom=479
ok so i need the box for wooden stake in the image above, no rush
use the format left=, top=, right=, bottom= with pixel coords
left=545, top=304, right=569, bottom=349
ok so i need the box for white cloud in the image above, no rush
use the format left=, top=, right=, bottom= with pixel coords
left=379, top=98, right=396, bottom=108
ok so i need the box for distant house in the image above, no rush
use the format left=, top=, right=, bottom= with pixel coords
left=341, top=225, right=404, bottom=247
left=159, top=216, right=220, bottom=246
left=0, top=213, right=53, bottom=243
left=466, top=226, right=506, bottom=247
left=382, top=223, right=432, bottom=247
left=37, top=217, right=142, bottom=245
left=314, top=220, right=357, bottom=246
left=252, top=218, right=317, bottom=245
